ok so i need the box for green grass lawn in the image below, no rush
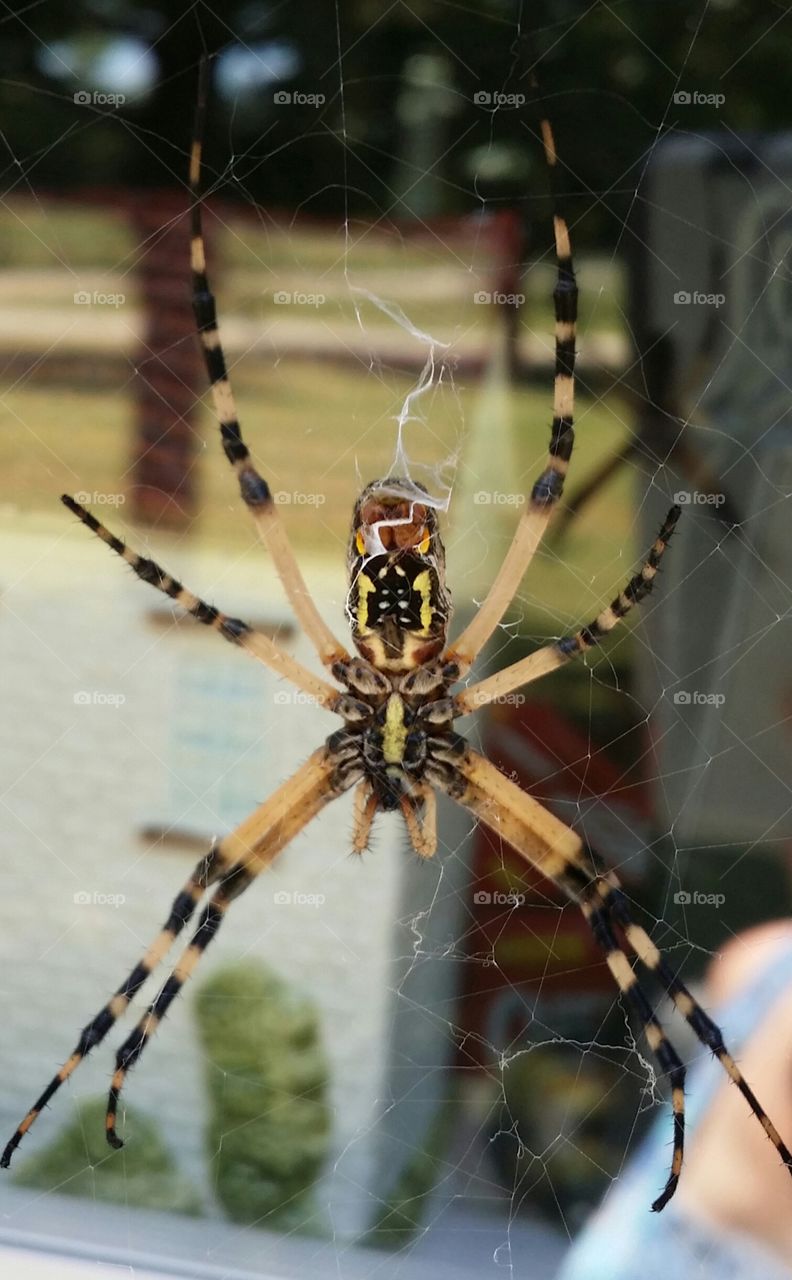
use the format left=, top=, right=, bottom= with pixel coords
left=0, top=359, right=635, bottom=626
left=0, top=198, right=624, bottom=336
left=0, top=197, right=637, bottom=635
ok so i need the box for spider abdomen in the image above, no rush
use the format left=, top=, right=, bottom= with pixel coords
left=346, top=480, right=453, bottom=673
left=349, top=556, right=448, bottom=671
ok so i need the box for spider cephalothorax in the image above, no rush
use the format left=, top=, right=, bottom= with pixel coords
left=345, top=477, right=452, bottom=673
left=324, top=651, right=464, bottom=851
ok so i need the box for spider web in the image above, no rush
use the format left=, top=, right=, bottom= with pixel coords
left=0, top=4, right=790, bottom=1280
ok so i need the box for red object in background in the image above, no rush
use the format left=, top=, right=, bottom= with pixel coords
left=128, top=193, right=203, bottom=528
left=457, top=699, right=654, bottom=1063
left=489, top=207, right=527, bottom=381
left=31, top=190, right=520, bottom=531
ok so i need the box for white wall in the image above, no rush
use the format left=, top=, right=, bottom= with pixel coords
left=0, top=511, right=472, bottom=1237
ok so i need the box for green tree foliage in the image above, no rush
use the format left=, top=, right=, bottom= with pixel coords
left=0, top=1, right=786, bottom=242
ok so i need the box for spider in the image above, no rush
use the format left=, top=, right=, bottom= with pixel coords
left=3, top=55, right=791, bottom=1216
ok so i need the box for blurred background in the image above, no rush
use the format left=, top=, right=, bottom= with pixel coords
left=0, top=3, right=790, bottom=1278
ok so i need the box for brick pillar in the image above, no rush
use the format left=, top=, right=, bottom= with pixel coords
left=129, top=192, right=203, bottom=528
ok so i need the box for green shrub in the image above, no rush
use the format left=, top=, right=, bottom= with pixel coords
left=194, top=961, right=330, bottom=1228
left=12, top=1095, right=201, bottom=1214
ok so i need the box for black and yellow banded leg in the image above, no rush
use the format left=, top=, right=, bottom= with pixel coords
left=61, top=495, right=339, bottom=709
left=603, top=880, right=792, bottom=1191
left=556, top=505, right=681, bottom=656
left=531, top=112, right=576, bottom=513
left=106, top=860, right=253, bottom=1147
left=445, top=89, right=577, bottom=677
left=581, top=891, right=686, bottom=1212
left=188, top=60, right=350, bottom=674
left=442, top=750, right=792, bottom=1210
left=453, top=506, right=681, bottom=714
left=0, top=845, right=222, bottom=1168
left=100, top=744, right=340, bottom=1148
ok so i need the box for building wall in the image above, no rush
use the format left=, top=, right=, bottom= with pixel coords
left=0, top=513, right=471, bottom=1235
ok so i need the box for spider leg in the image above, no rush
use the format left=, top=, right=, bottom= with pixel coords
left=580, top=885, right=686, bottom=1211
left=432, top=745, right=792, bottom=1208
left=604, top=878, right=792, bottom=1200
left=454, top=506, right=680, bottom=714
left=400, top=782, right=437, bottom=858
left=445, top=81, right=576, bottom=678
left=189, top=60, right=350, bottom=673
left=352, top=781, right=378, bottom=852
left=61, top=495, right=340, bottom=709
left=104, top=745, right=347, bottom=1148
left=106, top=860, right=249, bottom=1147
left=2, top=747, right=352, bottom=1163
left=1, top=843, right=223, bottom=1167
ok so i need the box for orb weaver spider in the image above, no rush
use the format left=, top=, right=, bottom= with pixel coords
left=4, top=52, right=791, bottom=1215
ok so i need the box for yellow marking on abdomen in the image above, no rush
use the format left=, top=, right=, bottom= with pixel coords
left=382, top=694, right=408, bottom=764
left=356, top=572, right=376, bottom=633
left=413, top=569, right=434, bottom=633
